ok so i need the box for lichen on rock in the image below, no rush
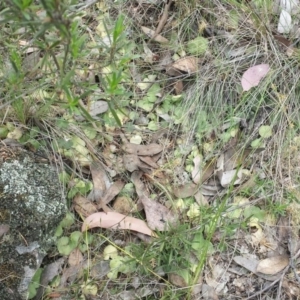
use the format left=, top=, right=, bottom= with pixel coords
left=0, top=146, right=67, bottom=300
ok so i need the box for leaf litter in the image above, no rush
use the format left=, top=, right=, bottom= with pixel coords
left=9, top=0, right=300, bottom=298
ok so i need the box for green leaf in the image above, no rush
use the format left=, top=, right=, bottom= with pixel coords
left=28, top=268, right=43, bottom=299
left=55, top=225, right=63, bottom=237
left=0, top=126, right=8, bottom=138
left=57, top=138, right=73, bottom=150
left=137, top=100, right=154, bottom=112
left=57, top=235, right=78, bottom=256
left=148, top=121, right=159, bottom=131
left=83, top=126, right=97, bottom=140
left=187, top=36, right=209, bottom=55
left=259, top=125, right=272, bottom=138
left=191, top=231, right=205, bottom=252
left=113, top=14, right=125, bottom=43
left=251, top=138, right=262, bottom=149
left=244, top=206, right=265, bottom=221
left=60, top=212, right=75, bottom=228
left=70, top=231, right=82, bottom=245
left=107, top=101, right=122, bottom=127
left=58, top=171, right=70, bottom=186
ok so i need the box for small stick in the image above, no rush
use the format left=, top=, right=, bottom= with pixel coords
left=149, top=0, right=172, bottom=42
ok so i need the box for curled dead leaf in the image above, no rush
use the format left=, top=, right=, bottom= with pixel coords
left=256, top=255, right=289, bottom=275
left=171, top=56, right=199, bottom=74
left=233, top=256, right=281, bottom=281
left=88, top=161, right=110, bottom=201
left=81, top=211, right=155, bottom=236
left=139, top=156, right=159, bottom=169
left=140, top=195, right=177, bottom=231
left=141, top=26, right=169, bottom=44
left=241, top=64, right=270, bottom=91
left=173, top=182, right=198, bottom=198
left=101, top=180, right=125, bottom=205
left=68, top=248, right=84, bottom=267
left=73, top=195, right=98, bottom=219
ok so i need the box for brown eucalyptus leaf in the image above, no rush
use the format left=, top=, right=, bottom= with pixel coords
left=201, top=158, right=216, bottom=183
left=81, top=211, right=155, bottom=236
left=173, top=182, right=198, bottom=198
left=113, top=196, right=136, bottom=214
left=171, top=56, right=199, bottom=74
left=131, top=171, right=149, bottom=198
left=73, top=195, right=98, bottom=219
left=174, top=80, right=183, bottom=95
left=88, top=161, right=110, bottom=201
left=123, top=154, right=140, bottom=172
left=68, top=248, right=83, bottom=267
left=139, top=156, right=159, bottom=168
left=256, top=255, right=289, bottom=275
left=140, top=195, right=177, bottom=231
left=169, top=273, right=188, bottom=287
left=141, top=26, right=169, bottom=44
left=101, top=180, right=125, bottom=205
left=124, top=143, right=163, bottom=156
left=123, top=154, right=153, bottom=173
left=152, top=151, right=162, bottom=162
left=233, top=256, right=281, bottom=281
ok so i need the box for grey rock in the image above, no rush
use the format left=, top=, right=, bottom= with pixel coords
left=0, top=145, right=67, bottom=300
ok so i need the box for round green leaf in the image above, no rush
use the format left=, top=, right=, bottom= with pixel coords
left=187, top=36, right=209, bottom=55
left=259, top=125, right=272, bottom=138
left=251, top=138, right=262, bottom=149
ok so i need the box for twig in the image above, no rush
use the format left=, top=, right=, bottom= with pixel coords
left=149, top=0, right=172, bottom=42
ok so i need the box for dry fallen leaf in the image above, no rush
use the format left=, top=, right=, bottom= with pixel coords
left=73, top=195, right=98, bottom=219
left=88, top=101, right=109, bottom=118
left=192, top=155, right=202, bottom=184
left=75, top=101, right=108, bottom=121
left=201, top=159, right=216, bottom=183
left=101, top=180, right=125, bottom=205
left=171, top=56, right=199, bottom=74
left=81, top=211, right=155, bottom=236
left=278, top=9, right=292, bottom=33
left=123, top=142, right=163, bottom=156
left=141, top=26, right=169, bottom=43
left=241, top=64, right=270, bottom=91
left=140, top=195, right=177, bottom=231
left=88, top=161, right=110, bottom=201
left=139, top=156, right=159, bottom=169
left=233, top=256, right=281, bottom=281
left=202, top=284, right=219, bottom=300
left=256, top=255, right=289, bottom=275
left=174, top=80, right=183, bottom=94
left=68, top=248, right=84, bottom=267
left=113, top=196, right=136, bottom=214
left=123, top=154, right=145, bottom=172
left=173, top=182, right=199, bottom=198
left=169, top=273, right=188, bottom=287
left=35, top=258, right=65, bottom=300
left=131, top=171, right=148, bottom=197
left=217, top=168, right=250, bottom=188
